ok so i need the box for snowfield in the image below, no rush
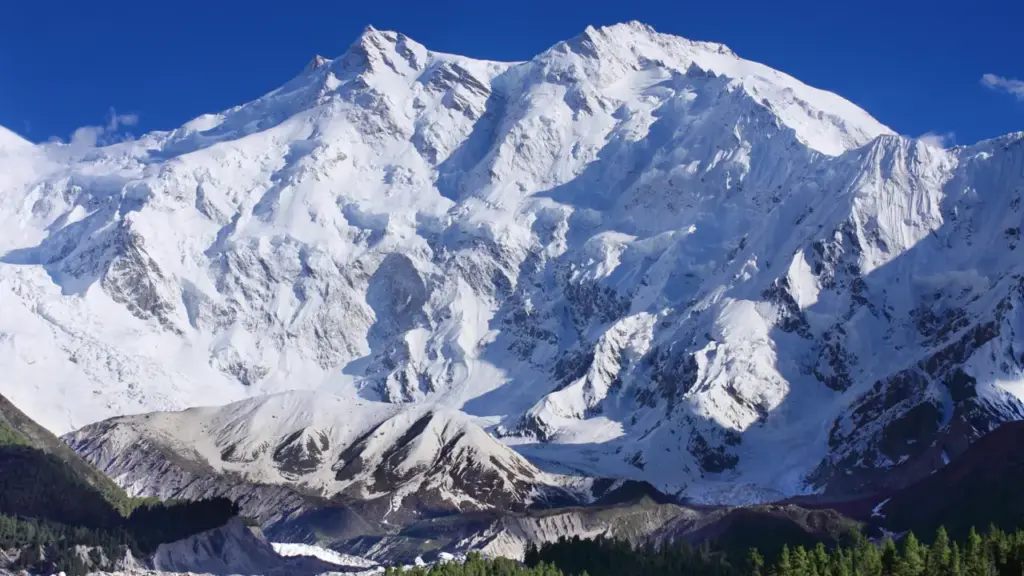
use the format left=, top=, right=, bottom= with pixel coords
left=3, top=22, right=1024, bottom=509
left=272, top=542, right=379, bottom=568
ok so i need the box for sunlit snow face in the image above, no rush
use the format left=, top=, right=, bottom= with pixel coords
left=6, top=22, right=1024, bottom=514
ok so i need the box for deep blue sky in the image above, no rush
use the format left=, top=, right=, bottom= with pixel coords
left=1, top=0, right=1021, bottom=146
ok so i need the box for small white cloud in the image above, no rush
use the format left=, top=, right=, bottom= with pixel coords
left=70, top=126, right=105, bottom=148
left=59, top=107, right=140, bottom=149
left=919, top=131, right=955, bottom=148
left=107, top=107, right=139, bottom=131
left=981, top=73, right=1024, bottom=99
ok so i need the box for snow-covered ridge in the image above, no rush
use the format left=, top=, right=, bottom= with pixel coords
left=5, top=22, right=1024, bottom=510
left=554, top=21, right=892, bottom=155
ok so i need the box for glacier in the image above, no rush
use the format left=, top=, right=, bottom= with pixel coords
left=2, top=22, right=1024, bottom=511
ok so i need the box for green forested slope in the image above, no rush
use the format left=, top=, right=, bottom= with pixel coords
left=0, top=393, right=238, bottom=575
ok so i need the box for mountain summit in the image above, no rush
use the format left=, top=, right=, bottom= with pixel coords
left=2, top=23, right=1023, bottom=508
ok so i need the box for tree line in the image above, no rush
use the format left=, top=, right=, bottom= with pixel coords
left=0, top=443, right=240, bottom=575
left=0, top=498, right=240, bottom=576
left=522, top=525, right=1024, bottom=576
left=764, top=526, right=1024, bottom=576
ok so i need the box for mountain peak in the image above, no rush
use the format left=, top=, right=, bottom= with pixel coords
left=284, top=23, right=888, bottom=157
left=540, top=21, right=889, bottom=155
left=582, top=20, right=734, bottom=57
left=582, top=20, right=654, bottom=38
left=303, top=54, right=330, bottom=72
left=332, top=23, right=431, bottom=79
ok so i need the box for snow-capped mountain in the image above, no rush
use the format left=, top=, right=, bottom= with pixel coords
left=3, top=22, right=1024, bottom=508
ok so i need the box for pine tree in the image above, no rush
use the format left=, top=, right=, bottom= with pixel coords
left=984, top=525, right=1010, bottom=576
left=777, top=545, right=793, bottom=576
left=792, top=545, right=811, bottom=576
left=952, top=542, right=964, bottom=576
left=882, top=538, right=899, bottom=576
left=853, top=533, right=883, bottom=576
left=524, top=543, right=540, bottom=568
left=811, top=543, right=829, bottom=576
left=929, top=527, right=953, bottom=576
left=831, top=547, right=852, bottom=576
left=965, top=527, right=988, bottom=576
left=748, top=548, right=765, bottom=576
left=898, top=532, right=925, bottom=576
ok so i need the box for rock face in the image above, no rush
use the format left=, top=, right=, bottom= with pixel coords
left=149, top=518, right=341, bottom=576
left=64, top=393, right=588, bottom=543
left=331, top=496, right=693, bottom=564
left=3, top=22, right=1024, bottom=510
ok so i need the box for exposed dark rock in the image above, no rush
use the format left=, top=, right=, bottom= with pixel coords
left=687, top=429, right=738, bottom=474
left=762, top=277, right=811, bottom=338
left=272, top=428, right=329, bottom=478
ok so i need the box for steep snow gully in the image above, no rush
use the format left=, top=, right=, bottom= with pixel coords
left=2, top=22, right=1024, bottom=516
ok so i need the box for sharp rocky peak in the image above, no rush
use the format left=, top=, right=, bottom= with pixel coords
left=331, top=24, right=432, bottom=77
left=303, top=54, right=330, bottom=72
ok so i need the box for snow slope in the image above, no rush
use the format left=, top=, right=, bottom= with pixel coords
left=4, top=22, right=1024, bottom=506
left=272, top=542, right=378, bottom=569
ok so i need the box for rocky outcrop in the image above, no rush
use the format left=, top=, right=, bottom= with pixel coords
left=150, top=518, right=342, bottom=576
left=64, top=396, right=590, bottom=546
